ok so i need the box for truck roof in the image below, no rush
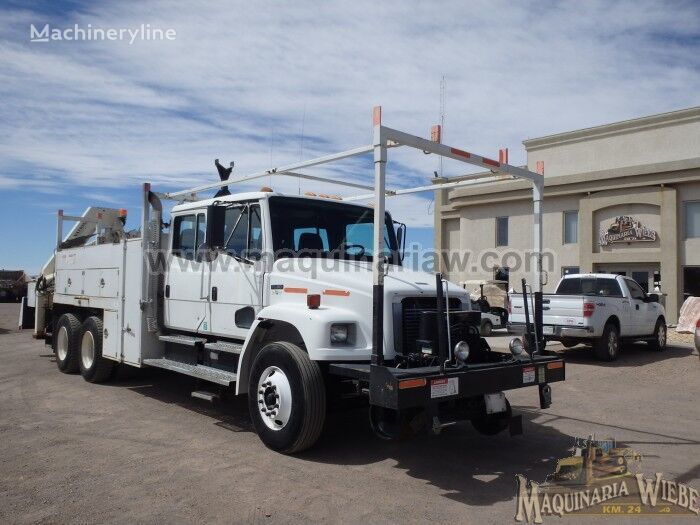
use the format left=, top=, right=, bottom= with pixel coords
left=171, top=191, right=372, bottom=213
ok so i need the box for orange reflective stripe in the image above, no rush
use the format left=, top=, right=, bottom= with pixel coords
left=398, top=378, right=427, bottom=389
left=323, top=289, right=350, bottom=297
left=547, top=361, right=564, bottom=370
left=284, top=287, right=308, bottom=294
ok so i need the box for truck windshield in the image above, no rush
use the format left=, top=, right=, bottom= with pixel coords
left=556, top=277, right=622, bottom=297
left=268, top=197, right=400, bottom=263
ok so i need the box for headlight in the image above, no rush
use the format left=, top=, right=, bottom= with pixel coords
left=330, top=324, right=349, bottom=344
left=454, top=341, right=470, bottom=364
left=509, top=337, right=525, bottom=356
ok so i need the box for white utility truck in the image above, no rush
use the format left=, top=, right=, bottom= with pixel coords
left=509, top=273, right=667, bottom=361
left=28, top=107, right=565, bottom=453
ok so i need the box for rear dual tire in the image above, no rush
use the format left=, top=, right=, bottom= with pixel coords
left=55, top=313, right=114, bottom=382
left=79, top=316, right=114, bottom=383
left=55, top=313, right=81, bottom=373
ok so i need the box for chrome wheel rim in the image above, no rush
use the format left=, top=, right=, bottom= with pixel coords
left=658, top=325, right=666, bottom=348
left=608, top=331, right=618, bottom=357
left=57, top=326, right=69, bottom=361
left=257, top=366, right=292, bottom=431
left=81, top=331, right=95, bottom=370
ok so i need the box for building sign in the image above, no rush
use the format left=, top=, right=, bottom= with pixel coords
left=600, top=216, right=657, bottom=246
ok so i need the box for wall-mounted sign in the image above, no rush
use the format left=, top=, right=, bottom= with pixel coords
left=600, top=216, right=657, bottom=246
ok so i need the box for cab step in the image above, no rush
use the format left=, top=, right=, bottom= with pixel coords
left=158, top=334, right=208, bottom=346
left=204, top=341, right=243, bottom=354
left=191, top=390, right=220, bottom=402
left=143, top=358, right=237, bottom=386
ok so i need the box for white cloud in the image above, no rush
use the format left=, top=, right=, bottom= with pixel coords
left=0, top=0, right=698, bottom=227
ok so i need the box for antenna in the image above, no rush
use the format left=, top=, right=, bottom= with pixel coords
left=439, top=76, right=446, bottom=178
left=299, top=105, right=306, bottom=195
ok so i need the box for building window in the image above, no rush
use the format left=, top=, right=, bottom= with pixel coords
left=683, top=266, right=700, bottom=301
left=496, top=216, right=508, bottom=246
left=563, top=210, right=578, bottom=244
left=562, top=266, right=579, bottom=277
left=685, top=201, right=700, bottom=238
left=494, top=266, right=509, bottom=285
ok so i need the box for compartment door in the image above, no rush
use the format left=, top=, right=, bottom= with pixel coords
left=102, top=309, right=120, bottom=360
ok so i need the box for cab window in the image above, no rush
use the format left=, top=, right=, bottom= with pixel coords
left=223, top=204, right=262, bottom=260
left=173, top=213, right=206, bottom=260
left=625, top=278, right=646, bottom=300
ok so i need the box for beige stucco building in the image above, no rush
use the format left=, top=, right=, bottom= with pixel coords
left=434, top=107, right=700, bottom=323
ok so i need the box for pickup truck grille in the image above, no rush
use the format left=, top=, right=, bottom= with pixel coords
left=399, top=297, right=462, bottom=355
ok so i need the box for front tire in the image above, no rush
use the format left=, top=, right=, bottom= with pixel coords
left=481, top=319, right=493, bottom=336
left=79, top=316, right=114, bottom=383
left=248, top=342, right=326, bottom=454
left=595, top=323, right=620, bottom=361
left=55, top=313, right=81, bottom=373
left=648, top=318, right=666, bottom=352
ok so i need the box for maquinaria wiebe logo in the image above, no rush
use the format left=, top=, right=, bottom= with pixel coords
left=514, top=436, right=699, bottom=523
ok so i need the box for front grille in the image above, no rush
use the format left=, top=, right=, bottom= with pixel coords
left=398, top=296, right=462, bottom=355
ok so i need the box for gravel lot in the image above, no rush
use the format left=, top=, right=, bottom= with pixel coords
left=0, top=302, right=698, bottom=524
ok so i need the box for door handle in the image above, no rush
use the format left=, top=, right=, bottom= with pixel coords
left=596, top=302, right=606, bottom=306
left=635, top=304, right=639, bottom=310
left=165, top=284, right=170, bottom=298
left=212, top=286, right=218, bottom=302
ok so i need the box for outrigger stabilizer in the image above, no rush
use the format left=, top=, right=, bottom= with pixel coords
left=156, top=106, right=564, bottom=438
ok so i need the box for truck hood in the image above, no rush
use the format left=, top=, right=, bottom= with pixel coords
left=270, top=259, right=468, bottom=299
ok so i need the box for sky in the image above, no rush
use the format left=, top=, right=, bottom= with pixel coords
left=1, top=0, right=699, bottom=274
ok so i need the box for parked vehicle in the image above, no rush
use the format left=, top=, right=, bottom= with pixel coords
left=509, top=274, right=667, bottom=361
left=0, top=270, right=28, bottom=302
left=25, top=109, right=565, bottom=453
left=470, top=300, right=505, bottom=336
left=695, top=318, right=700, bottom=353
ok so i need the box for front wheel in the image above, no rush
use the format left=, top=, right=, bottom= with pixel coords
left=648, top=319, right=666, bottom=352
left=248, top=342, right=326, bottom=454
left=595, top=323, right=620, bottom=361
left=481, top=319, right=493, bottom=336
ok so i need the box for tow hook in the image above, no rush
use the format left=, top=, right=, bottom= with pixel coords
left=539, top=383, right=552, bottom=409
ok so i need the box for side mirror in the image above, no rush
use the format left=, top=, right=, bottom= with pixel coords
left=394, top=221, right=407, bottom=263
left=205, top=204, right=227, bottom=252
left=646, top=293, right=659, bottom=303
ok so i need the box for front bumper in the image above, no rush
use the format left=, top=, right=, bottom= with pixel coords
left=330, top=353, right=565, bottom=410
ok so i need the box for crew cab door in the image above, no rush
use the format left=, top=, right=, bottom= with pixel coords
left=208, top=202, right=265, bottom=339
left=164, top=211, right=209, bottom=332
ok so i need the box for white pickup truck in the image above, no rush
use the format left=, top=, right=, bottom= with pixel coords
left=509, top=274, right=667, bottom=360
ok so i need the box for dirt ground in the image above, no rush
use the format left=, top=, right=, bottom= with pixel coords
left=0, top=302, right=698, bottom=524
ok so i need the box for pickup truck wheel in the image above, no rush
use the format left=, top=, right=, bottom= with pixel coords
left=595, top=323, right=620, bottom=361
left=248, top=342, right=326, bottom=454
left=561, top=339, right=578, bottom=348
left=55, top=313, right=81, bottom=373
left=471, top=399, right=511, bottom=436
left=79, top=316, right=114, bottom=383
left=481, top=319, right=493, bottom=336
left=648, top=319, right=666, bottom=352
